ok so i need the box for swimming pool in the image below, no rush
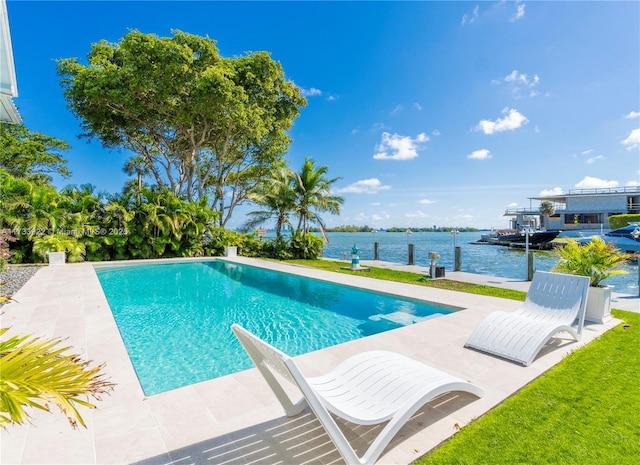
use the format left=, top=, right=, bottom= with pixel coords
left=95, top=260, right=459, bottom=395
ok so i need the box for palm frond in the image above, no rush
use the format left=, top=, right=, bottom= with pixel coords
left=0, top=328, right=114, bottom=429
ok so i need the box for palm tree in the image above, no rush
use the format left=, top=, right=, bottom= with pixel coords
left=0, top=174, right=63, bottom=239
left=539, top=200, right=555, bottom=229
left=291, top=157, right=344, bottom=240
left=242, top=167, right=297, bottom=237
left=123, top=156, right=152, bottom=202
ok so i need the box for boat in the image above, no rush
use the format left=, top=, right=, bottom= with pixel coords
left=478, top=228, right=560, bottom=247
left=577, top=223, right=640, bottom=253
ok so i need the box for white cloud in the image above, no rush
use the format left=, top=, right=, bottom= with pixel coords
left=419, top=198, right=437, bottom=205
left=539, top=187, right=564, bottom=196
left=625, top=111, right=640, bottom=119
left=461, top=5, right=480, bottom=25
left=370, top=122, right=387, bottom=132
left=581, top=149, right=594, bottom=155
left=406, top=210, right=428, bottom=218
left=391, top=105, right=403, bottom=115
left=327, top=94, right=338, bottom=101
left=413, top=102, right=423, bottom=111
left=475, top=108, right=529, bottom=134
left=432, top=129, right=441, bottom=136
left=335, top=178, right=392, bottom=194
left=495, top=70, right=540, bottom=98
left=510, top=3, right=526, bottom=22
left=507, top=202, right=518, bottom=208
left=373, top=132, right=429, bottom=160
left=586, top=155, right=604, bottom=164
left=621, top=128, right=640, bottom=150
left=300, top=87, right=322, bottom=97
left=627, top=180, right=640, bottom=187
left=371, top=213, right=389, bottom=222
left=467, top=149, right=492, bottom=160
left=575, top=176, right=619, bottom=189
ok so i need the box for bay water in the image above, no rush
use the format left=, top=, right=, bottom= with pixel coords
left=316, top=231, right=639, bottom=296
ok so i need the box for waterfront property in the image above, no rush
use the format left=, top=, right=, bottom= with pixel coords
left=0, top=257, right=620, bottom=464
left=504, top=186, right=640, bottom=232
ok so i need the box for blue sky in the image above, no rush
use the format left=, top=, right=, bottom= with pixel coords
left=6, top=0, right=640, bottom=229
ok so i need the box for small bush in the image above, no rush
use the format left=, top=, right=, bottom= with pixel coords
left=262, top=236, right=292, bottom=260
left=289, top=231, right=324, bottom=259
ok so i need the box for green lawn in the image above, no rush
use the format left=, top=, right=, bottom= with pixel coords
left=416, top=308, right=640, bottom=465
left=285, top=259, right=527, bottom=300
left=285, top=259, right=640, bottom=465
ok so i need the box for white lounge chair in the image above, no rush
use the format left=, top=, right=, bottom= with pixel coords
left=231, top=324, right=483, bottom=465
left=464, top=271, right=590, bottom=366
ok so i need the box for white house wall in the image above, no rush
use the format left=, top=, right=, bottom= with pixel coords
left=566, top=195, right=629, bottom=212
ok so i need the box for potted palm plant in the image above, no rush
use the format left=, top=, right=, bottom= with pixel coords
left=552, top=237, right=631, bottom=323
left=32, top=234, right=86, bottom=264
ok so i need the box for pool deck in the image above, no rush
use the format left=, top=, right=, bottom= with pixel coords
left=0, top=257, right=631, bottom=465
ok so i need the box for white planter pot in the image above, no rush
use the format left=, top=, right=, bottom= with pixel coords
left=585, top=286, right=612, bottom=324
left=224, top=246, right=237, bottom=257
left=47, top=251, right=66, bottom=265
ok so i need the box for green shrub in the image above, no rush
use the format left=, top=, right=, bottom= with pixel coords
left=237, top=234, right=264, bottom=257
left=609, top=214, right=640, bottom=230
left=553, top=237, right=631, bottom=287
left=289, top=231, right=324, bottom=259
left=202, top=227, right=241, bottom=256
left=32, top=234, right=86, bottom=263
left=262, top=236, right=292, bottom=260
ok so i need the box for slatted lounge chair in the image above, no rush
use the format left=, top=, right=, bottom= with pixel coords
left=231, top=324, right=484, bottom=465
left=464, top=271, right=590, bottom=367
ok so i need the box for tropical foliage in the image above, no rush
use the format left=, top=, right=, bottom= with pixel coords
left=552, top=237, right=631, bottom=287
left=241, top=157, right=344, bottom=242
left=57, top=30, right=306, bottom=227
left=243, top=166, right=297, bottom=238
left=0, top=123, right=71, bottom=184
left=0, top=328, right=114, bottom=429
left=0, top=170, right=221, bottom=263
left=4, top=32, right=343, bottom=264
left=292, top=157, right=343, bottom=239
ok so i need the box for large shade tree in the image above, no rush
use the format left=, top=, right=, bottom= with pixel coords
left=57, top=30, right=306, bottom=226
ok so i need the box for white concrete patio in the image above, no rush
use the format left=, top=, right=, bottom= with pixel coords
left=0, top=257, right=620, bottom=465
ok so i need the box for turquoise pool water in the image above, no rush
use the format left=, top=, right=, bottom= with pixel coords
left=95, top=260, right=458, bottom=395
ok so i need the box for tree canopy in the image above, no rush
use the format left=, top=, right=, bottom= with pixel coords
left=0, top=123, right=71, bottom=184
left=57, top=30, right=307, bottom=226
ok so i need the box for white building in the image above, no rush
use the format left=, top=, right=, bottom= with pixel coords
left=0, top=0, right=21, bottom=124
left=504, top=186, right=640, bottom=232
